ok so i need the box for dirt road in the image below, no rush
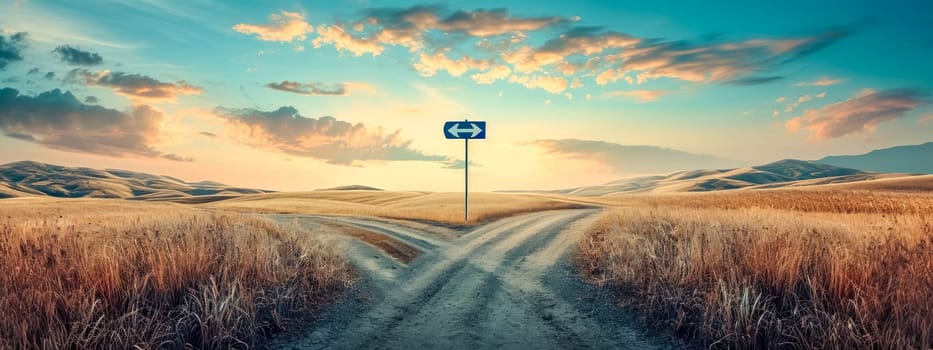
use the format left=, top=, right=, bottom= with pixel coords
left=269, top=210, right=680, bottom=349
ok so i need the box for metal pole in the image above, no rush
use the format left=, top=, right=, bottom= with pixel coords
left=465, top=136, right=469, bottom=225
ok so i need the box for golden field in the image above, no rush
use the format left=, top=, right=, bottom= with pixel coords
left=0, top=199, right=352, bottom=350
left=577, top=189, right=933, bottom=349
left=3, top=180, right=932, bottom=349
left=203, top=191, right=591, bottom=226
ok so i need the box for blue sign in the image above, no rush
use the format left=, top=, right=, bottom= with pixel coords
left=444, top=121, right=486, bottom=139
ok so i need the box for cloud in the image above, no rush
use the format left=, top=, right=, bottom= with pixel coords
left=358, top=5, right=570, bottom=50
left=795, top=77, right=844, bottom=86
left=471, top=65, right=511, bottom=84
left=525, top=138, right=736, bottom=174
left=0, top=32, right=27, bottom=69
left=726, top=76, right=784, bottom=86
left=604, top=89, right=667, bottom=102
left=44, top=72, right=55, bottom=80
left=776, top=97, right=786, bottom=103
left=214, top=106, right=446, bottom=165
left=83, top=95, right=98, bottom=104
left=785, top=91, right=828, bottom=112
left=609, top=29, right=849, bottom=85
left=442, top=158, right=481, bottom=169
left=508, top=74, right=568, bottom=93
left=256, top=6, right=849, bottom=94
left=0, top=87, right=187, bottom=160
left=66, top=69, right=203, bottom=102
left=414, top=50, right=489, bottom=77
left=506, top=27, right=641, bottom=74
left=413, top=7, right=566, bottom=36
left=27, top=67, right=39, bottom=75
left=919, top=114, right=933, bottom=125
left=525, top=28, right=847, bottom=90
left=786, top=89, right=927, bottom=140
left=312, top=24, right=385, bottom=56
left=286, top=6, right=572, bottom=70
left=162, top=153, right=193, bottom=162
left=265, top=80, right=377, bottom=96
left=266, top=81, right=342, bottom=95
left=233, top=11, right=314, bottom=42
left=197, top=131, right=217, bottom=138
left=52, top=45, right=103, bottom=65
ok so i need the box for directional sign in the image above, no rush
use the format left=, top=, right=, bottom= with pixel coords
left=444, top=119, right=486, bottom=224
left=444, top=121, right=486, bottom=139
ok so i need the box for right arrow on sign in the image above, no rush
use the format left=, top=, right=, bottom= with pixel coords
left=447, top=122, right=481, bottom=138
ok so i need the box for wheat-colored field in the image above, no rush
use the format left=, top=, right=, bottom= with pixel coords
left=204, top=191, right=592, bottom=226
left=577, top=190, right=933, bottom=349
left=0, top=198, right=353, bottom=350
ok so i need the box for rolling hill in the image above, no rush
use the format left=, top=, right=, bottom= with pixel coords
left=817, top=142, right=933, bottom=174
left=317, top=185, right=384, bottom=191
left=0, top=161, right=271, bottom=200
left=547, top=159, right=911, bottom=196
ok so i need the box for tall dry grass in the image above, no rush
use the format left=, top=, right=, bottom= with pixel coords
left=577, top=193, right=933, bottom=349
left=0, top=199, right=353, bottom=349
left=612, top=189, right=933, bottom=215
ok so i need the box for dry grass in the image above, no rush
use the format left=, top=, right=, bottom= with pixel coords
left=206, top=191, right=591, bottom=226
left=608, top=189, right=933, bottom=215
left=577, top=190, right=933, bottom=349
left=0, top=198, right=353, bottom=350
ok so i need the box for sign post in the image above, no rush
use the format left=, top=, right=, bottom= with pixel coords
left=444, top=120, right=486, bottom=224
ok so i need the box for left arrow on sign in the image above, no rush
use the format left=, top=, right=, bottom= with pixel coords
left=447, top=122, right=481, bottom=138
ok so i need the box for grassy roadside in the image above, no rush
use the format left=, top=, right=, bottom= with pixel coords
left=575, top=191, right=933, bottom=348
left=0, top=199, right=353, bottom=349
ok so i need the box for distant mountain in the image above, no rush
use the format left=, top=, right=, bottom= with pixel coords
left=317, top=185, right=383, bottom=191
left=817, top=142, right=933, bottom=174
left=543, top=159, right=898, bottom=196
left=0, top=161, right=271, bottom=200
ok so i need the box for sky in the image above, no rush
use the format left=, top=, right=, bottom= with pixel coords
left=0, top=0, right=931, bottom=191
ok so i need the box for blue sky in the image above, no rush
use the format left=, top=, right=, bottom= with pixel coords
left=0, top=0, right=931, bottom=191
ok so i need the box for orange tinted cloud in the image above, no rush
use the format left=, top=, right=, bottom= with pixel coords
left=265, top=81, right=376, bottom=96
left=506, top=28, right=641, bottom=73
left=215, top=106, right=446, bottom=165
left=470, top=65, right=511, bottom=84
left=242, top=7, right=849, bottom=94
left=786, top=89, right=926, bottom=140
left=604, top=89, right=667, bottom=102
left=508, top=74, right=568, bottom=93
left=312, top=24, right=385, bottom=56
left=365, top=6, right=568, bottom=37
left=414, top=51, right=490, bottom=77
left=0, top=87, right=189, bottom=160
left=66, top=69, right=203, bottom=103
left=233, top=11, right=314, bottom=42
left=795, top=77, right=844, bottom=86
